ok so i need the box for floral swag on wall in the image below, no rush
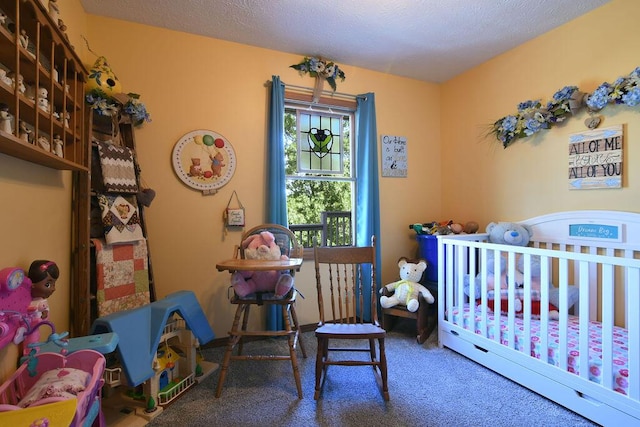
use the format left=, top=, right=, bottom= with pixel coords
left=290, top=56, right=346, bottom=91
left=492, top=66, right=640, bottom=148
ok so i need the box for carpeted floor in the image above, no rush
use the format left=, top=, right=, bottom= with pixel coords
left=146, top=319, right=598, bottom=427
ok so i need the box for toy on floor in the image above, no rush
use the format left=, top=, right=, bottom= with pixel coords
left=380, top=257, right=434, bottom=312
left=230, top=230, right=294, bottom=298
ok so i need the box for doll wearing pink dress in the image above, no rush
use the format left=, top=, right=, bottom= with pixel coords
left=13, top=260, right=59, bottom=354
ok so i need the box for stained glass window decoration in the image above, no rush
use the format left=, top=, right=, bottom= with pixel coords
left=296, top=110, right=344, bottom=174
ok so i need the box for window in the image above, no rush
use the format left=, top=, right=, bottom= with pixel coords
left=284, top=102, right=355, bottom=250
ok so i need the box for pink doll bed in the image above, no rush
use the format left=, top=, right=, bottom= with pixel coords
left=0, top=349, right=106, bottom=427
left=437, top=210, right=640, bottom=426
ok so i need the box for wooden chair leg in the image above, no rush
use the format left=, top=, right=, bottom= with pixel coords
left=282, top=305, right=303, bottom=399
left=314, top=337, right=326, bottom=400
left=237, top=303, right=250, bottom=355
left=289, top=303, right=307, bottom=358
left=379, top=338, right=389, bottom=401
left=215, top=303, right=244, bottom=398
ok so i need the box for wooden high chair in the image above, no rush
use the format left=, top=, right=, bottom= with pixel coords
left=215, top=224, right=306, bottom=399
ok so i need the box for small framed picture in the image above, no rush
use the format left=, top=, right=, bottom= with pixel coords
left=226, top=207, right=245, bottom=227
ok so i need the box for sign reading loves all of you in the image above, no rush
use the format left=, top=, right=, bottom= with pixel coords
left=568, top=125, right=622, bottom=190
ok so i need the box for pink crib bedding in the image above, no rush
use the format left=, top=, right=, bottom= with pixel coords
left=451, top=305, right=629, bottom=395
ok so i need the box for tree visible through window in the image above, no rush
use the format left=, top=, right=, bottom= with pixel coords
left=284, top=104, right=354, bottom=248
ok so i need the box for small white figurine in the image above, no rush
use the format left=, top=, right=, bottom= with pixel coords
left=19, top=121, right=32, bottom=143
left=53, top=134, right=63, bottom=157
left=0, top=103, right=12, bottom=135
left=37, top=135, right=50, bottom=152
left=8, top=72, right=26, bottom=95
left=0, top=69, right=11, bottom=86
left=48, top=0, right=60, bottom=24
left=19, top=29, right=28, bottom=49
left=63, top=111, right=70, bottom=128
left=37, top=86, right=49, bottom=113
left=0, top=12, right=7, bottom=27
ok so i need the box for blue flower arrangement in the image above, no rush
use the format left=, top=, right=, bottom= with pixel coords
left=290, top=56, right=346, bottom=91
left=86, top=89, right=151, bottom=127
left=491, top=67, right=640, bottom=148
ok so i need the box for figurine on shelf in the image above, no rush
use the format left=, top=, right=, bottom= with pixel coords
left=0, top=12, right=6, bottom=27
left=63, top=111, right=70, bottom=128
left=19, top=120, right=32, bottom=143
left=37, top=86, right=50, bottom=113
left=58, top=19, right=69, bottom=41
left=37, top=135, right=50, bottom=152
left=25, top=84, right=35, bottom=100
left=13, top=260, right=59, bottom=354
left=19, top=29, right=29, bottom=49
left=48, top=0, right=60, bottom=24
left=8, top=72, right=26, bottom=95
left=0, top=68, right=13, bottom=86
left=0, top=103, right=12, bottom=135
left=53, top=134, right=63, bottom=157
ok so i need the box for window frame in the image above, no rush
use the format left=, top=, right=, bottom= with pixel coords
left=283, top=99, right=357, bottom=257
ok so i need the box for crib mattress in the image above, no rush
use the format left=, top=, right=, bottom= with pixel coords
left=451, top=305, right=629, bottom=395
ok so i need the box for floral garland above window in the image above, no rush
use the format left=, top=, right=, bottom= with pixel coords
left=492, top=66, right=640, bottom=148
left=290, top=56, right=346, bottom=91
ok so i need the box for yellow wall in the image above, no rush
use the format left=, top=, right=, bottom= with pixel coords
left=2, top=0, right=638, bottom=347
left=79, top=15, right=440, bottom=334
left=441, top=0, right=639, bottom=225
left=0, top=0, right=88, bottom=373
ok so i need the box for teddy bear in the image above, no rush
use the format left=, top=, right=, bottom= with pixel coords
left=380, top=257, right=435, bottom=312
left=464, top=221, right=558, bottom=319
left=230, top=230, right=294, bottom=299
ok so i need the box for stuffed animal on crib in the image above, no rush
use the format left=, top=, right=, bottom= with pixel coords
left=230, top=230, right=294, bottom=298
left=466, top=221, right=558, bottom=318
left=379, top=258, right=434, bottom=312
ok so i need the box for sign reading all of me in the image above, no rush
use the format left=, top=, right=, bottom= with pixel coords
left=568, top=124, right=622, bottom=190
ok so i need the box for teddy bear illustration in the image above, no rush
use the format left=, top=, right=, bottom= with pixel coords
left=115, top=203, right=131, bottom=219
left=210, top=152, right=225, bottom=177
left=189, top=157, right=203, bottom=176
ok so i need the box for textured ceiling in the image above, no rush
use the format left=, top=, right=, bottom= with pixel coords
left=79, top=0, right=610, bottom=83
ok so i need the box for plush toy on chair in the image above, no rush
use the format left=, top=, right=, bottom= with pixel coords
left=230, top=230, right=294, bottom=299
left=380, top=258, right=434, bottom=312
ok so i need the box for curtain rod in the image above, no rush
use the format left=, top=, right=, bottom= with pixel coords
left=265, top=80, right=365, bottom=101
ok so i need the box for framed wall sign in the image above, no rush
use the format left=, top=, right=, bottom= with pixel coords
left=568, top=125, right=622, bottom=190
left=172, top=129, right=237, bottom=194
left=381, top=135, right=407, bottom=177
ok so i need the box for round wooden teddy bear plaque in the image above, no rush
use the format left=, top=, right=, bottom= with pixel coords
left=172, top=129, right=237, bottom=193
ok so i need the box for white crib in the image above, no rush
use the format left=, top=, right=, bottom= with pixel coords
left=437, top=210, right=640, bottom=426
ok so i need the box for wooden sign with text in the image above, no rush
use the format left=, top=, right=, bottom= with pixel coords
left=381, top=135, right=407, bottom=177
left=568, top=125, right=622, bottom=190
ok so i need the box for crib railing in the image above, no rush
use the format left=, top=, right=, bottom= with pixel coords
left=437, top=233, right=640, bottom=401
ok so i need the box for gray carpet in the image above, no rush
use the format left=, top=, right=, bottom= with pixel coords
left=147, top=319, right=598, bottom=427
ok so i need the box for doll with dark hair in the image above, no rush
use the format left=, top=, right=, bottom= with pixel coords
left=14, top=260, right=59, bottom=352
left=27, top=260, right=59, bottom=317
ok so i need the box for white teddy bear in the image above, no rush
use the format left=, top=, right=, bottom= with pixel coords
left=380, top=257, right=434, bottom=312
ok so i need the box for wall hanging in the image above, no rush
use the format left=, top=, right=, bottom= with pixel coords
left=491, top=66, right=640, bottom=148
left=568, top=125, right=622, bottom=190
left=290, top=56, right=346, bottom=102
left=172, top=129, right=237, bottom=195
left=223, top=190, right=245, bottom=227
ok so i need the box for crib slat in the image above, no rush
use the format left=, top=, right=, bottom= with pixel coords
left=628, top=266, right=640, bottom=400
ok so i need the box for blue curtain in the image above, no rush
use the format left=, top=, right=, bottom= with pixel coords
left=266, top=81, right=381, bottom=325
left=266, top=75, right=287, bottom=330
left=355, top=93, right=381, bottom=322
